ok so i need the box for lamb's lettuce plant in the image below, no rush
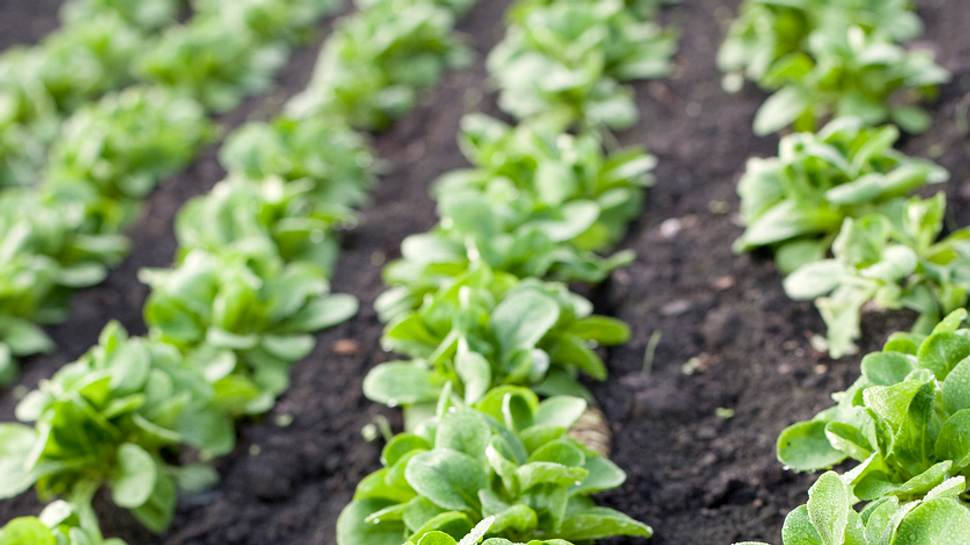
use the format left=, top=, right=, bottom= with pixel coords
left=0, top=192, right=129, bottom=383
left=287, top=0, right=471, bottom=130
left=734, top=117, right=948, bottom=275
left=45, top=86, right=213, bottom=233
left=488, top=0, right=675, bottom=130
left=784, top=195, right=970, bottom=357
left=738, top=311, right=970, bottom=545
left=719, top=0, right=948, bottom=135
left=366, top=266, right=629, bottom=423
left=136, top=18, right=289, bottom=113
left=61, top=0, right=180, bottom=31
left=0, top=322, right=233, bottom=533
left=220, top=115, right=376, bottom=209
left=736, top=470, right=970, bottom=545
left=338, top=388, right=651, bottom=545
left=175, top=177, right=344, bottom=276
left=192, top=0, right=340, bottom=44
left=0, top=500, right=126, bottom=545
left=377, top=114, right=653, bottom=322
left=141, top=250, right=357, bottom=415
left=777, top=309, right=970, bottom=479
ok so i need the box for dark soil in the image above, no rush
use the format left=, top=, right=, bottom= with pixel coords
left=2, top=1, right=970, bottom=544
left=0, top=0, right=63, bottom=50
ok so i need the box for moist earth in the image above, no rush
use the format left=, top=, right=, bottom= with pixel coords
left=1, top=1, right=969, bottom=544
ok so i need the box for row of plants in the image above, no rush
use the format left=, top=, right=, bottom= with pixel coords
left=720, top=1, right=970, bottom=544
left=0, top=0, right=480, bottom=543
left=339, top=0, right=677, bottom=543
left=722, top=0, right=963, bottom=359
left=0, top=0, right=347, bottom=383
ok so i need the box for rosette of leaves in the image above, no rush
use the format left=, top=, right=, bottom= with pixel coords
left=365, top=266, right=629, bottom=420
left=60, top=0, right=180, bottom=31
left=136, top=17, right=288, bottom=112
left=0, top=500, right=126, bottom=545
left=338, top=387, right=651, bottom=544
left=0, top=193, right=128, bottom=383
left=44, top=86, right=213, bottom=234
left=734, top=117, right=948, bottom=274
left=0, top=322, right=233, bottom=533
left=220, top=114, right=376, bottom=210
left=0, top=54, right=58, bottom=189
left=719, top=0, right=948, bottom=135
left=775, top=310, right=970, bottom=514
left=784, top=194, right=970, bottom=357
left=174, top=177, right=347, bottom=276
left=286, top=0, right=471, bottom=130
left=0, top=14, right=146, bottom=188
left=377, top=114, right=652, bottom=321
left=192, top=0, right=341, bottom=44
left=737, top=471, right=970, bottom=545
left=141, top=250, right=358, bottom=415
left=487, top=0, right=676, bottom=130
left=28, top=13, right=146, bottom=114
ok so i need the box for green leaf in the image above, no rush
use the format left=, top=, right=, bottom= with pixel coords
left=754, top=87, right=808, bottom=135
left=436, top=408, right=490, bottom=459
left=558, top=506, right=652, bottom=541
left=0, top=424, right=37, bottom=499
left=405, top=450, right=487, bottom=512
left=492, top=290, right=559, bottom=352
left=807, top=472, right=851, bottom=545
left=533, top=397, right=587, bottom=429
left=942, top=357, right=970, bottom=413
left=337, top=500, right=405, bottom=545
left=455, top=342, right=491, bottom=404
left=781, top=505, right=823, bottom=545
left=0, top=518, right=55, bottom=545
left=778, top=421, right=846, bottom=471
left=111, top=443, right=158, bottom=509
left=935, top=410, right=970, bottom=470
left=364, top=362, right=440, bottom=407
left=893, top=498, right=970, bottom=545
left=862, top=352, right=916, bottom=386
left=918, top=333, right=970, bottom=380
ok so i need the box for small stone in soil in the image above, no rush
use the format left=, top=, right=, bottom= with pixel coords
left=662, top=299, right=691, bottom=315
left=333, top=339, right=360, bottom=355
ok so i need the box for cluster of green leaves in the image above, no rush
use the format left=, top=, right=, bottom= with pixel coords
left=719, top=0, right=949, bottom=135
left=0, top=0, right=344, bottom=380
left=339, top=388, right=650, bottom=545
left=376, top=114, right=653, bottom=322
left=0, top=87, right=211, bottom=382
left=733, top=117, right=959, bottom=357
left=135, top=0, right=342, bottom=113
left=737, top=470, right=970, bottom=545
left=1, top=0, right=479, bottom=539
left=738, top=310, right=970, bottom=545
left=46, top=86, right=213, bottom=232
left=785, top=194, right=970, bottom=357
left=350, top=1, right=667, bottom=542
left=0, top=499, right=125, bottom=545
left=488, top=0, right=675, bottom=130
left=0, top=191, right=129, bottom=383
left=0, top=323, right=233, bottom=532
left=287, top=0, right=472, bottom=130
left=734, top=117, right=947, bottom=270
left=0, top=13, right=151, bottom=189
left=366, top=266, right=629, bottom=424
left=141, top=250, right=357, bottom=415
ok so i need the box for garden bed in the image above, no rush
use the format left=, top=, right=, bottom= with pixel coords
left=1, top=0, right=969, bottom=544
